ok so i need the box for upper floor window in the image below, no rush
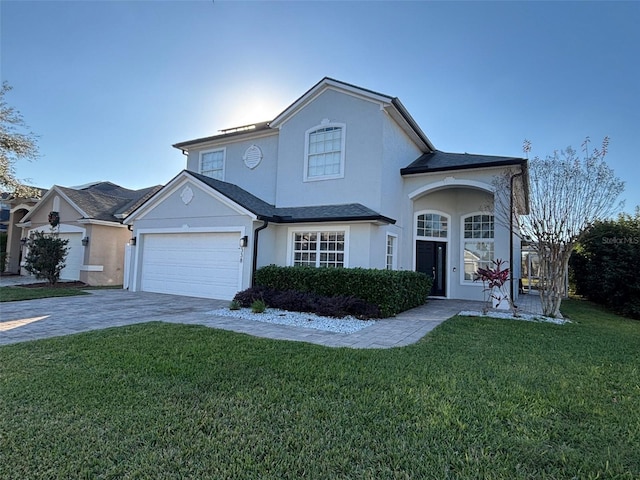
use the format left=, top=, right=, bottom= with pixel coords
left=462, top=214, right=494, bottom=282
left=304, top=122, right=346, bottom=181
left=201, top=148, right=225, bottom=180
left=416, top=212, right=448, bottom=238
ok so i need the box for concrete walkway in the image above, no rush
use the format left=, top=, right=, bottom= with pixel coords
left=0, top=288, right=486, bottom=349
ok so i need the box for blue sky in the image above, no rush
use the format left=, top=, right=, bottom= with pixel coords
left=2, top=0, right=638, bottom=213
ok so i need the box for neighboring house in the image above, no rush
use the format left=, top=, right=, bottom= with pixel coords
left=17, top=181, right=160, bottom=285
left=124, top=77, right=529, bottom=301
left=0, top=193, right=10, bottom=232
left=2, top=188, right=46, bottom=274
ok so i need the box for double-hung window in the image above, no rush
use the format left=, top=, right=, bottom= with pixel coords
left=200, top=149, right=225, bottom=180
left=304, top=123, right=346, bottom=181
left=462, top=214, right=494, bottom=281
left=386, top=234, right=397, bottom=270
left=292, top=230, right=346, bottom=268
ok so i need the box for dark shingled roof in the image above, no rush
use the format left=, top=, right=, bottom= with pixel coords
left=401, top=150, right=526, bottom=175
left=188, top=171, right=395, bottom=224
left=58, top=183, right=162, bottom=222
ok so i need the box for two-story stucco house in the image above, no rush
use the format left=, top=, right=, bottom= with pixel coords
left=124, top=78, right=529, bottom=302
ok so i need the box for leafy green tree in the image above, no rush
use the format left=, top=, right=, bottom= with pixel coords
left=570, top=208, right=640, bottom=319
left=0, top=81, right=41, bottom=197
left=23, top=231, right=69, bottom=285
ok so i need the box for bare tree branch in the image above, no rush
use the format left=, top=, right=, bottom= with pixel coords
left=493, top=137, right=624, bottom=317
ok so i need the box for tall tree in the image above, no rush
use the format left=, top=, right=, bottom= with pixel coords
left=0, top=81, right=41, bottom=197
left=496, top=137, right=625, bottom=318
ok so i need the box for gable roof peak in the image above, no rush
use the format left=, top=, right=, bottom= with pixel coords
left=173, top=77, right=435, bottom=153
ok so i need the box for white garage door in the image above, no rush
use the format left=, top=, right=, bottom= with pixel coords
left=58, top=233, right=83, bottom=281
left=140, top=232, right=241, bottom=300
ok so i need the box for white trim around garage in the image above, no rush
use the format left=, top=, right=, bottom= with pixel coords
left=129, top=226, right=247, bottom=300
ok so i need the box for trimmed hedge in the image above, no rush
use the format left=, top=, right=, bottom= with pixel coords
left=0, top=232, right=7, bottom=273
left=254, top=265, right=432, bottom=317
left=234, top=286, right=382, bottom=319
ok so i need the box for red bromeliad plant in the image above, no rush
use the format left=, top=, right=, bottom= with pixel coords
left=474, top=259, right=518, bottom=315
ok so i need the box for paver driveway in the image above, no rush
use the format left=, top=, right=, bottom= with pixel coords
left=0, top=289, right=478, bottom=348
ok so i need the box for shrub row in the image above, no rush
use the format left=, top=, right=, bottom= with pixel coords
left=570, top=211, right=640, bottom=319
left=234, top=286, right=382, bottom=319
left=254, top=265, right=432, bottom=317
left=0, top=232, right=7, bottom=273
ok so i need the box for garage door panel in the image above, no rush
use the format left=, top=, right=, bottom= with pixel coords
left=58, top=233, right=83, bottom=281
left=140, top=232, right=241, bottom=300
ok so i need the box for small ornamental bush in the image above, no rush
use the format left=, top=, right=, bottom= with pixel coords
left=250, top=299, right=267, bottom=314
left=23, top=231, right=69, bottom=285
left=474, top=258, right=517, bottom=315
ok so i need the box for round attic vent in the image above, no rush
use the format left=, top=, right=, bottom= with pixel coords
left=243, top=145, right=263, bottom=169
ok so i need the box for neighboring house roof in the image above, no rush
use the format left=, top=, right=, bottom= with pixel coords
left=56, top=186, right=132, bottom=221
left=22, top=182, right=162, bottom=225
left=114, top=186, right=163, bottom=218
left=172, top=77, right=435, bottom=153
left=401, top=150, right=526, bottom=175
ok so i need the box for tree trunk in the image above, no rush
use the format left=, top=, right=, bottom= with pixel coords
left=538, top=245, right=570, bottom=318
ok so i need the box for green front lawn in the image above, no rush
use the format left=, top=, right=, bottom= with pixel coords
left=1, top=299, right=638, bottom=478
left=0, top=285, right=89, bottom=302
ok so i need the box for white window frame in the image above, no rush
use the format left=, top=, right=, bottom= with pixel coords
left=286, top=225, right=350, bottom=267
left=385, top=233, right=398, bottom=270
left=414, top=210, right=450, bottom=296
left=460, top=212, right=495, bottom=285
left=200, top=147, right=226, bottom=180
left=303, top=122, right=346, bottom=182
left=415, top=210, right=450, bottom=240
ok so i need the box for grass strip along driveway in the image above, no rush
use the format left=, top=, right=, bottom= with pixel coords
left=1, top=299, right=638, bottom=478
left=0, top=285, right=89, bottom=302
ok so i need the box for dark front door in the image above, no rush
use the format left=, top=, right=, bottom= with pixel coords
left=416, top=240, right=447, bottom=297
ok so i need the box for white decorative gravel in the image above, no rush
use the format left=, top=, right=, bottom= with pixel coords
left=207, top=308, right=377, bottom=333
left=458, top=310, right=570, bottom=325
